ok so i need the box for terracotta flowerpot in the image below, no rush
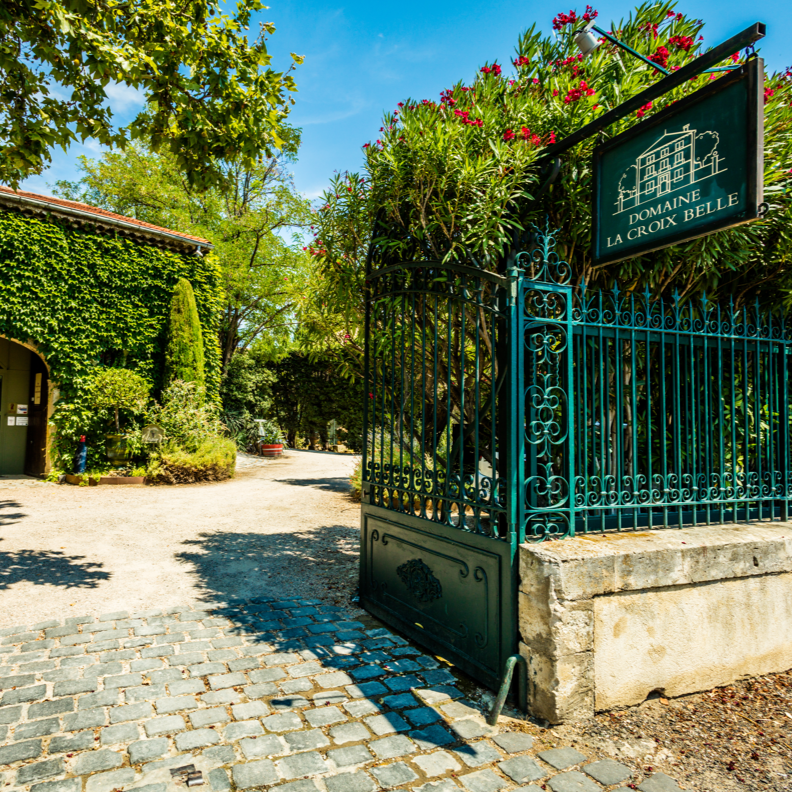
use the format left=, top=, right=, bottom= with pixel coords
left=260, top=443, right=283, bottom=457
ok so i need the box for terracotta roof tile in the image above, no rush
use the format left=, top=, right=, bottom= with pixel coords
left=0, top=185, right=210, bottom=246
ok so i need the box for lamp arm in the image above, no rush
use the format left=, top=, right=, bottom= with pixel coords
left=590, top=24, right=670, bottom=76
left=589, top=24, right=740, bottom=76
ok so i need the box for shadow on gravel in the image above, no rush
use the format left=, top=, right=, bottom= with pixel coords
left=0, top=499, right=25, bottom=526
left=274, top=477, right=351, bottom=493
left=175, top=526, right=359, bottom=610
left=0, top=543, right=111, bottom=589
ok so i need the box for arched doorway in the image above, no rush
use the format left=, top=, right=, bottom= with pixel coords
left=0, top=338, right=49, bottom=477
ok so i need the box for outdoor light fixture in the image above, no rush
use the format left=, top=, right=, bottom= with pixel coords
left=574, top=24, right=600, bottom=57
left=574, top=22, right=742, bottom=76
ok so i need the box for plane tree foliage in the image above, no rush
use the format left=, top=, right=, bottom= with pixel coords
left=56, top=135, right=311, bottom=371
left=0, top=0, right=303, bottom=189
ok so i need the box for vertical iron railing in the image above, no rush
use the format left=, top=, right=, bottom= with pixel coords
left=362, top=224, right=792, bottom=543
left=521, top=222, right=792, bottom=539
left=362, top=262, right=512, bottom=539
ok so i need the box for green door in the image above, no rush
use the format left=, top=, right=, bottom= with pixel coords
left=0, top=339, right=33, bottom=475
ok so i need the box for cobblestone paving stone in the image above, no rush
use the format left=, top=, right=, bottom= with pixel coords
left=0, top=598, right=684, bottom=792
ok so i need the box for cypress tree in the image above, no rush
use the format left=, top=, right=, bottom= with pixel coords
left=164, top=278, right=205, bottom=394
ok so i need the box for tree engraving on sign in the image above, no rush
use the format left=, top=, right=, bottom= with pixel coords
left=397, top=559, right=443, bottom=603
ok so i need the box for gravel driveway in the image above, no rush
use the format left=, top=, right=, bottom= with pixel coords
left=0, top=451, right=361, bottom=629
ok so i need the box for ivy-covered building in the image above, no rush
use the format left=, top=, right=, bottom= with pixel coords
left=0, top=186, right=220, bottom=477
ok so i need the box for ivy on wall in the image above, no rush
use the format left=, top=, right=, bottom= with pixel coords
left=0, top=207, right=223, bottom=467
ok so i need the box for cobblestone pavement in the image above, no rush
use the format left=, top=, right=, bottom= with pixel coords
left=0, top=598, right=684, bottom=792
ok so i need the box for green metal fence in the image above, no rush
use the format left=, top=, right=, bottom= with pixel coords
left=362, top=223, right=792, bottom=543
left=521, top=222, right=792, bottom=539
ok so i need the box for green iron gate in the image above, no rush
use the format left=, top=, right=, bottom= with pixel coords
left=359, top=258, right=523, bottom=689
left=360, top=221, right=792, bottom=690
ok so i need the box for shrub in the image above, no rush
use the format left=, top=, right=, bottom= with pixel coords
left=164, top=278, right=206, bottom=393
left=145, top=380, right=235, bottom=483
left=147, top=436, right=236, bottom=484
left=91, top=367, right=150, bottom=432
left=147, top=380, right=224, bottom=451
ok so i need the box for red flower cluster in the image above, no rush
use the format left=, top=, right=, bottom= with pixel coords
left=552, top=10, right=577, bottom=30
left=582, top=5, right=598, bottom=22
left=503, top=127, right=544, bottom=145
left=764, top=87, right=775, bottom=102
left=552, top=5, right=597, bottom=30
left=648, top=46, right=670, bottom=69
left=481, top=63, right=502, bottom=76
left=514, top=55, right=531, bottom=67
left=440, top=89, right=456, bottom=106
left=555, top=53, right=584, bottom=76
left=636, top=101, right=653, bottom=119
left=640, top=21, right=659, bottom=38
left=558, top=54, right=584, bottom=67
left=564, top=80, right=596, bottom=104
left=454, top=110, right=483, bottom=127
left=669, top=35, right=694, bottom=52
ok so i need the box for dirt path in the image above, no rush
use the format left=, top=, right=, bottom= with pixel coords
left=0, top=450, right=361, bottom=628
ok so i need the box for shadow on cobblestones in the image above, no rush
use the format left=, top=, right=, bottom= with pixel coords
left=0, top=544, right=111, bottom=589
left=0, top=498, right=25, bottom=526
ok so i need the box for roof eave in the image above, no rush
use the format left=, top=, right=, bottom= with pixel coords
left=0, top=190, right=213, bottom=252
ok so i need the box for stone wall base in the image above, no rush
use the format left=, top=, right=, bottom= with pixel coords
left=518, top=523, right=792, bottom=723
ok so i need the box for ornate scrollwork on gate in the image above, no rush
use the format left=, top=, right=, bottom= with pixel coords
left=521, top=221, right=574, bottom=540
left=396, top=558, right=443, bottom=603
left=516, top=218, right=572, bottom=286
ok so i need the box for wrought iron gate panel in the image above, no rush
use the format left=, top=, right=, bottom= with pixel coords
left=360, top=504, right=514, bottom=688
left=360, top=260, right=520, bottom=686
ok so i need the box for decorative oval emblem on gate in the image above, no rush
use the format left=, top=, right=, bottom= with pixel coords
left=396, top=558, right=442, bottom=603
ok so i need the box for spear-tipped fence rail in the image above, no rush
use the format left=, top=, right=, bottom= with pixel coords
left=362, top=223, right=792, bottom=543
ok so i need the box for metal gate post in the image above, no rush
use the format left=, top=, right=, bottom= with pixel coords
left=521, top=222, right=576, bottom=540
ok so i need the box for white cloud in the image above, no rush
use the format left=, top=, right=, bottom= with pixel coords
left=297, top=95, right=367, bottom=126
left=104, top=81, right=146, bottom=114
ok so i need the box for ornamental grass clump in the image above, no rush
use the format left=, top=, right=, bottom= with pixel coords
left=145, top=380, right=236, bottom=483
left=147, top=436, right=236, bottom=484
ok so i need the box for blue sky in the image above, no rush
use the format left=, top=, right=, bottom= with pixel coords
left=21, top=1, right=790, bottom=202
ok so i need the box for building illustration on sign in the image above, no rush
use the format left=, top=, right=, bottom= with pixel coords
left=615, top=124, right=725, bottom=214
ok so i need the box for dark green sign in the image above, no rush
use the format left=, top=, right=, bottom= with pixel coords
left=592, top=58, right=763, bottom=264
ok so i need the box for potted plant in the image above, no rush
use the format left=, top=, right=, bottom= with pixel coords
left=90, top=368, right=150, bottom=463
left=255, top=419, right=286, bottom=457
